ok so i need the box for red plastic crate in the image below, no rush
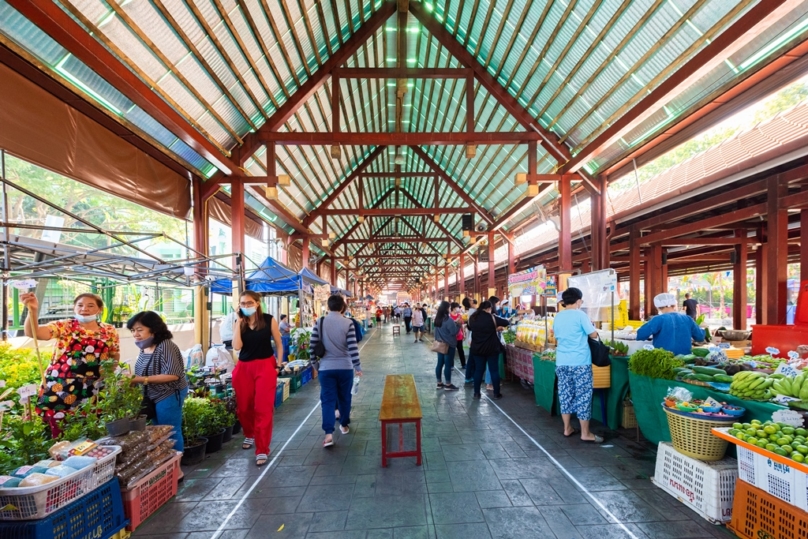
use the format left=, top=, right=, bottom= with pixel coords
left=728, top=478, right=808, bottom=539
left=751, top=324, right=808, bottom=358
left=120, top=452, right=181, bottom=532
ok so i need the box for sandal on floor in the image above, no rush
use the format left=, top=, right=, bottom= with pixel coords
left=564, top=428, right=579, bottom=438
left=242, top=438, right=255, bottom=450
left=256, top=454, right=268, bottom=467
left=582, top=435, right=604, bottom=444
left=323, top=436, right=334, bottom=448
left=340, top=425, right=350, bottom=435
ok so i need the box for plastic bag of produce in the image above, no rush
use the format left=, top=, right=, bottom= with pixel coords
left=0, top=476, right=21, bottom=488
left=185, top=344, right=204, bottom=369
left=45, top=465, right=78, bottom=479
left=62, top=456, right=96, bottom=470
left=19, top=473, right=59, bottom=487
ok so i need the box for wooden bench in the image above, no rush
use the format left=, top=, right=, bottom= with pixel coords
left=379, top=374, right=422, bottom=467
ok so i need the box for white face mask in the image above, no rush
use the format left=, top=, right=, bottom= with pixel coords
left=75, top=313, right=97, bottom=323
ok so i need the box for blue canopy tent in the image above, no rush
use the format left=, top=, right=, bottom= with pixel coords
left=298, top=268, right=352, bottom=297
left=209, top=256, right=300, bottom=296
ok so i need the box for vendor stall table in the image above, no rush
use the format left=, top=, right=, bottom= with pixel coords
left=628, top=372, right=786, bottom=445
left=532, top=354, right=558, bottom=414
left=591, top=355, right=631, bottom=431
left=505, top=345, right=534, bottom=383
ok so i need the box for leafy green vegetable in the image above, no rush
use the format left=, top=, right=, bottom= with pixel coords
left=629, top=349, right=683, bottom=380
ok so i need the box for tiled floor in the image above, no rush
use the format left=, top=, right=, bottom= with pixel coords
left=132, top=325, right=737, bottom=539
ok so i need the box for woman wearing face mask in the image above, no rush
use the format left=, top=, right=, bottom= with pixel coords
left=127, top=311, right=189, bottom=451
left=232, top=291, right=283, bottom=466
left=21, top=292, right=121, bottom=437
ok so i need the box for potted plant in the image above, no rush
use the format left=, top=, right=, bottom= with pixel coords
left=181, top=397, right=210, bottom=465
left=96, top=362, right=143, bottom=436
left=203, top=399, right=233, bottom=453
left=221, top=396, right=237, bottom=441
left=111, top=305, right=133, bottom=328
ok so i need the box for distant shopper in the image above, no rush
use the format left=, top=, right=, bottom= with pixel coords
left=310, top=295, right=362, bottom=448
left=467, top=301, right=506, bottom=399
left=279, top=314, right=292, bottom=363
left=554, top=287, right=602, bottom=443
left=412, top=303, right=425, bottom=342
left=22, top=292, right=120, bottom=437
left=450, top=302, right=466, bottom=368
left=232, top=291, right=284, bottom=466
left=128, top=311, right=189, bottom=452
left=219, top=310, right=238, bottom=349
left=638, top=293, right=705, bottom=356
left=683, top=293, right=699, bottom=319
left=433, top=301, right=459, bottom=390
left=402, top=303, right=413, bottom=333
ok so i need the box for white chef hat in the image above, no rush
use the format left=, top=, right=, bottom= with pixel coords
left=654, top=293, right=677, bottom=309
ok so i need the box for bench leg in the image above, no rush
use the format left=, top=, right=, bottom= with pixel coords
left=381, top=421, right=387, bottom=468
left=416, top=419, right=422, bottom=466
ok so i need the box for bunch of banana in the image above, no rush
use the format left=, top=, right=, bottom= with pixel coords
left=729, top=371, right=774, bottom=401
left=772, top=372, right=808, bottom=400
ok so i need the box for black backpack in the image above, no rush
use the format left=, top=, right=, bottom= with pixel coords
left=312, top=317, right=326, bottom=358
left=589, top=336, right=611, bottom=367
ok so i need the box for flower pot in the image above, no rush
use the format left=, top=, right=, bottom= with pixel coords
left=222, top=424, right=234, bottom=443
left=105, top=417, right=131, bottom=436
left=129, top=415, right=148, bottom=432
left=232, top=420, right=242, bottom=435
left=205, top=429, right=226, bottom=453
left=181, top=437, right=208, bottom=466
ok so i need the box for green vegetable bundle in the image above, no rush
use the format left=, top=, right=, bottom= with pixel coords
left=628, top=349, right=683, bottom=380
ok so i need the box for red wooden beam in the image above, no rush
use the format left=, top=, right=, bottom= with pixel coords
left=303, top=146, right=386, bottom=226
left=408, top=1, right=571, bottom=165
left=359, top=172, right=438, bottom=178
left=240, top=2, right=397, bottom=162
left=409, top=146, right=494, bottom=224
left=558, top=0, right=794, bottom=174
left=558, top=178, right=572, bottom=271
left=339, top=238, right=450, bottom=243
left=640, top=204, right=766, bottom=246
left=334, top=67, right=471, bottom=78
left=261, top=132, right=540, bottom=145
left=320, top=208, right=471, bottom=216
left=7, top=0, right=240, bottom=176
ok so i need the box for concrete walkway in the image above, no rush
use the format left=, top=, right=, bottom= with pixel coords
left=132, top=324, right=735, bottom=539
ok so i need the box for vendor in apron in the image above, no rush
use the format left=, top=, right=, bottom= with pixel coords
left=636, top=293, right=706, bottom=356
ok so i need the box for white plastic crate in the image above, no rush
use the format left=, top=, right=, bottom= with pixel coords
left=0, top=445, right=120, bottom=520
left=736, top=446, right=808, bottom=511
left=651, top=442, right=738, bottom=523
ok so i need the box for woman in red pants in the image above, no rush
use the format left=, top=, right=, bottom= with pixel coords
left=232, top=291, right=284, bottom=467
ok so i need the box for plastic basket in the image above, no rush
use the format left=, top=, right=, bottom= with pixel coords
left=651, top=442, right=738, bottom=523
left=0, top=479, right=127, bottom=539
left=275, top=383, right=283, bottom=407
left=736, top=446, right=808, bottom=510
left=120, top=451, right=180, bottom=532
left=663, top=407, right=728, bottom=461
left=728, top=478, right=808, bottom=539
left=0, top=446, right=121, bottom=521
left=300, top=366, right=313, bottom=386
left=592, top=365, right=610, bottom=389
left=622, top=402, right=638, bottom=429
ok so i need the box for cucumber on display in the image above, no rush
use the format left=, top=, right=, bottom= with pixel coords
left=692, top=366, right=726, bottom=376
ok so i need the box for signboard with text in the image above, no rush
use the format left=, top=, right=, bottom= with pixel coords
left=507, top=266, right=546, bottom=297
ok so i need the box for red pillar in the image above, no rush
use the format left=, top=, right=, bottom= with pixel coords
left=301, top=237, right=311, bottom=270
left=508, top=239, right=515, bottom=276
left=474, top=255, right=479, bottom=300
left=330, top=257, right=337, bottom=284
left=459, top=253, right=466, bottom=297
left=767, top=176, right=788, bottom=325
left=230, top=180, right=245, bottom=256
left=590, top=190, right=600, bottom=271
left=733, top=230, right=749, bottom=330
left=755, top=236, right=767, bottom=326
left=488, top=231, right=496, bottom=296
left=600, top=177, right=610, bottom=269
left=192, top=177, right=209, bottom=257
left=559, top=179, right=572, bottom=271
left=629, top=227, right=641, bottom=320
left=644, top=259, right=654, bottom=318
left=802, top=202, right=808, bottom=283
left=444, top=271, right=449, bottom=301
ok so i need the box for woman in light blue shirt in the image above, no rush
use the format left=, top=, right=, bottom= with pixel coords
left=553, top=288, right=603, bottom=443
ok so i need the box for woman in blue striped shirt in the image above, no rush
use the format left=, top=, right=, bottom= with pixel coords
left=310, top=295, right=362, bottom=448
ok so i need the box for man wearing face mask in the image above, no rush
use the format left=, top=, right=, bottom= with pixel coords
left=22, top=292, right=120, bottom=437
left=128, top=311, right=189, bottom=451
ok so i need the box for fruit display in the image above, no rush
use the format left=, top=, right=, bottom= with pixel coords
left=728, top=419, right=808, bottom=463
left=771, top=371, right=808, bottom=400
left=514, top=319, right=553, bottom=349
left=729, top=371, right=775, bottom=401
left=662, top=398, right=738, bottom=419
left=603, top=340, right=629, bottom=356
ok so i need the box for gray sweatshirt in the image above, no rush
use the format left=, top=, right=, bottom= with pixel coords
left=310, top=312, right=361, bottom=372
left=434, top=317, right=459, bottom=346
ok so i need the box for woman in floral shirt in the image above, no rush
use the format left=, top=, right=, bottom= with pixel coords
left=22, top=292, right=120, bottom=435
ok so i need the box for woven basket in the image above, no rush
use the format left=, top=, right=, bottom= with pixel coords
left=664, top=407, right=728, bottom=461
left=622, top=402, right=637, bottom=429
left=592, top=365, right=611, bottom=389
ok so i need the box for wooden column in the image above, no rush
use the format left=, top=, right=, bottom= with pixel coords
left=508, top=239, right=515, bottom=276
left=459, top=252, right=466, bottom=296
left=590, top=190, right=600, bottom=271
left=473, top=255, right=479, bottom=300
left=192, top=177, right=210, bottom=354
left=559, top=178, right=572, bottom=271
left=802, top=198, right=808, bottom=283
left=488, top=231, right=496, bottom=296
left=598, top=176, right=609, bottom=270
left=629, top=227, right=641, bottom=320
left=301, top=237, right=311, bottom=270
left=644, top=258, right=654, bottom=318
left=330, top=257, right=337, bottom=284
left=444, top=271, right=449, bottom=301
left=733, top=229, right=749, bottom=330
left=651, top=243, right=664, bottom=298
left=755, top=234, right=767, bottom=325
left=767, top=176, right=788, bottom=325
left=231, top=179, right=245, bottom=257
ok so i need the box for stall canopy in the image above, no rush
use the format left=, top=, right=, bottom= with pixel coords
left=211, top=256, right=301, bottom=296
left=299, top=268, right=328, bottom=286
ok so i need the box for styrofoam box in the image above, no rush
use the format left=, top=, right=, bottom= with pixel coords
left=651, top=442, right=738, bottom=523
left=737, top=446, right=808, bottom=511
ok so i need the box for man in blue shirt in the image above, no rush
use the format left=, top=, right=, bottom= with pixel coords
left=637, top=293, right=706, bottom=356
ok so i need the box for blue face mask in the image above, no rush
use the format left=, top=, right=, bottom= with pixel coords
left=75, top=313, right=97, bottom=323
left=135, top=336, right=154, bottom=350
left=241, top=307, right=257, bottom=317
